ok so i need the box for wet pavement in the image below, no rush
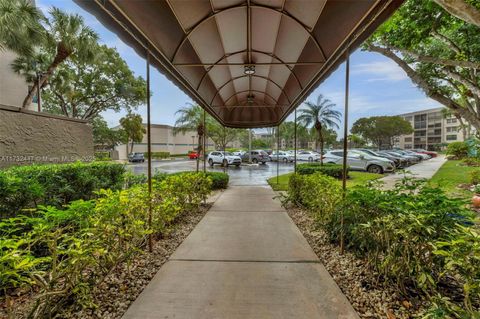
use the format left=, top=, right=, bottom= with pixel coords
left=127, top=159, right=295, bottom=186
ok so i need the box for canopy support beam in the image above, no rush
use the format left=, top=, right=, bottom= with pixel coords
left=340, top=50, right=350, bottom=255
left=146, top=49, right=153, bottom=253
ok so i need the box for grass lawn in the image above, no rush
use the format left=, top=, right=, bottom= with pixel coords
left=267, top=171, right=383, bottom=191
left=429, top=160, right=478, bottom=200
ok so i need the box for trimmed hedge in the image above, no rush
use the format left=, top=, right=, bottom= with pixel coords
left=153, top=171, right=229, bottom=190
left=145, top=151, right=170, bottom=159
left=0, top=162, right=125, bottom=217
left=297, top=163, right=348, bottom=179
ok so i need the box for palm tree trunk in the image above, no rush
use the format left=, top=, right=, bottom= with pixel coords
left=22, top=42, right=72, bottom=108
left=196, top=135, right=202, bottom=172
left=319, top=130, right=324, bottom=166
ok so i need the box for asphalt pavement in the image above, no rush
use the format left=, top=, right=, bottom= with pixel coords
left=127, top=159, right=295, bottom=186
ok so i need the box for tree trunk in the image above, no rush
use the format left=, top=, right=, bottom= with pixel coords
left=22, top=42, right=72, bottom=108
left=130, top=140, right=134, bottom=154
left=319, top=130, right=324, bottom=166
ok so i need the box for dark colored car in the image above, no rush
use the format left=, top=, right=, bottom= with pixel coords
left=358, top=149, right=405, bottom=168
left=412, top=149, right=438, bottom=158
left=128, top=152, right=145, bottom=163
left=241, top=150, right=271, bottom=164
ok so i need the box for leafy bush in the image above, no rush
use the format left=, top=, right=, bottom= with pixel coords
left=0, top=162, right=126, bottom=218
left=285, top=175, right=479, bottom=316
left=0, top=172, right=211, bottom=316
left=145, top=152, right=170, bottom=159
left=153, top=171, right=229, bottom=190
left=446, top=141, right=468, bottom=159
left=285, top=173, right=342, bottom=220
left=296, top=163, right=348, bottom=179
left=94, top=151, right=111, bottom=161
left=470, top=170, right=480, bottom=185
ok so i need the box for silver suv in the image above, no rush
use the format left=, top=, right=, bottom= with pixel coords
left=323, top=149, right=395, bottom=174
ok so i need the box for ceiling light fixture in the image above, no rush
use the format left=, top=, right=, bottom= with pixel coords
left=244, top=64, right=255, bottom=75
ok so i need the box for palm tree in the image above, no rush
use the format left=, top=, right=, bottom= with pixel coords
left=298, top=94, right=341, bottom=164
left=0, top=0, right=44, bottom=56
left=6, top=6, right=99, bottom=108
left=174, top=103, right=206, bottom=172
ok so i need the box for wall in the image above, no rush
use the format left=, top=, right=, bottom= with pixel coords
left=0, top=105, right=94, bottom=168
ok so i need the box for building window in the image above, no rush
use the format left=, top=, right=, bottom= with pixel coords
left=404, top=144, right=412, bottom=149
left=446, top=135, right=457, bottom=141
left=404, top=116, right=412, bottom=121
left=415, top=130, right=426, bottom=137
left=404, top=137, right=412, bottom=142
left=446, top=118, right=457, bottom=124
left=446, top=126, right=458, bottom=133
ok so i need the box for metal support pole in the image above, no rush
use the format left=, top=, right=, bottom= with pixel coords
left=340, top=50, right=350, bottom=255
left=248, top=129, right=252, bottom=163
left=276, top=126, right=280, bottom=184
left=203, top=109, right=206, bottom=173
left=294, top=109, right=297, bottom=173
left=223, top=126, right=226, bottom=173
left=146, top=50, right=153, bottom=253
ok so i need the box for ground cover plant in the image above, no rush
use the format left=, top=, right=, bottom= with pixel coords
left=283, top=173, right=479, bottom=318
left=0, top=163, right=217, bottom=318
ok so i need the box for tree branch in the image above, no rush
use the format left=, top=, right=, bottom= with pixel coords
left=391, top=46, right=480, bottom=69
left=367, top=44, right=480, bottom=130
left=443, top=68, right=480, bottom=97
left=433, top=0, right=480, bottom=27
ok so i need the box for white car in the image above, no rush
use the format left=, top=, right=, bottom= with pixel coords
left=232, top=150, right=246, bottom=157
left=270, top=151, right=294, bottom=162
left=324, top=149, right=395, bottom=174
left=296, top=150, right=321, bottom=162
left=207, top=151, right=241, bottom=167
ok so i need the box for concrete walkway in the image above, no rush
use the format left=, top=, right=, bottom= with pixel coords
left=123, top=186, right=358, bottom=319
left=379, top=154, right=447, bottom=189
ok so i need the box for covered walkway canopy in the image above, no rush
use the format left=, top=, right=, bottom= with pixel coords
left=75, top=0, right=402, bottom=128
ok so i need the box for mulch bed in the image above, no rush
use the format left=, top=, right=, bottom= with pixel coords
left=286, top=205, right=427, bottom=319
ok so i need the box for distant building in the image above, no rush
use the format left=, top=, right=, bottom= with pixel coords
left=114, top=123, right=240, bottom=159
left=0, top=50, right=36, bottom=110
left=394, top=107, right=473, bottom=150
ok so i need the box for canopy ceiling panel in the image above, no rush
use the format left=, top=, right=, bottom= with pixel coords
left=75, top=0, right=404, bottom=128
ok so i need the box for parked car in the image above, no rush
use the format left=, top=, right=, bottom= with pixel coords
left=383, top=150, right=420, bottom=164
left=128, top=152, right=145, bottom=163
left=412, top=149, right=437, bottom=158
left=324, top=149, right=395, bottom=174
left=404, top=149, right=431, bottom=160
left=241, top=150, right=271, bottom=164
left=207, top=151, right=241, bottom=167
left=395, top=149, right=425, bottom=161
left=270, top=151, right=294, bottom=162
left=296, top=150, right=321, bottom=162
left=357, top=149, right=405, bottom=168
left=188, top=151, right=199, bottom=159
left=232, top=150, right=246, bottom=157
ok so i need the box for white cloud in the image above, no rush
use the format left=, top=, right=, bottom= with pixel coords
left=352, top=60, right=408, bottom=82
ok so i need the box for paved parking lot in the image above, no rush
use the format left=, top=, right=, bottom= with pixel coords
left=127, top=159, right=295, bottom=186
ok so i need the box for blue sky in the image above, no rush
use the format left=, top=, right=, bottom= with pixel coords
left=37, top=0, right=442, bottom=137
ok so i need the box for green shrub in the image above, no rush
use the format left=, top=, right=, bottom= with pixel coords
left=94, top=151, right=111, bottom=161
left=145, top=151, right=170, bottom=159
left=0, top=172, right=212, bottom=316
left=446, top=141, right=468, bottom=159
left=296, top=163, right=348, bottom=179
left=153, top=171, right=229, bottom=190
left=0, top=162, right=126, bottom=218
left=285, top=174, right=478, bottom=316
left=470, top=170, right=480, bottom=185
left=286, top=173, right=342, bottom=220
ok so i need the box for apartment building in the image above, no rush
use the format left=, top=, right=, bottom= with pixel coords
left=394, top=107, right=472, bottom=150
